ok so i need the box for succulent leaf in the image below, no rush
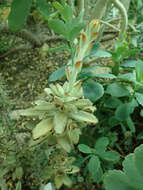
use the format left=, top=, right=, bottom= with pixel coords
left=32, top=118, right=53, bottom=139
left=54, top=112, right=68, bottom=134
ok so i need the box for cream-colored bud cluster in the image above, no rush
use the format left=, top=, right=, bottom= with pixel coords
left=15, top=19, right=99, bottom=153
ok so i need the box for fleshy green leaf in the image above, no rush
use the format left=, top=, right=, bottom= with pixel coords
left=95, top=73, right=116, bottom=79
left=123, top=154, right=143, bottom=189
left=134, top=144, right=143, bottom=176
left=63, top=175, right=72, bottom=187
left=15, top=181, right=22, bottom=190
left=15, top=167, right=23, bottom=180
left=135, top=92, right=143, bottom=106
left=104, top=170, right=135, bottom=190
left=48, top=66, right=66, bottom=82
left=83, top=79, right=104, bottom=102
left=0, top=177, right=8, bottom=190
left=61, top=4, right=73, bottom=24
left=55, top=175, right=64, bottom=189
left=48, top=19, right=67, bottom=37
left=104, top=97, right=122, bottom=108
left=88, top=155, right=100, bottom=178
left=8, top=0, right=32, bottom=31
left=78, top=144, right=92, bottom=154
left=37, top=0, right=51, bottom=20
left=118, top=73, right=136, bottom=82
left=126, top=116, right=136, bottom=133
left=94, top=137, right=109, bottom=153
left=92, top=50, right=112, bottom=58
left=106, top=83, right=130, bottom=97
left=136, top=60, right=143, bottom=82
left=120, top=60, right=137, bottom=68
left=115, top=103, right=134, bottom=121
left=69, top=22, right=87, bottom=42
left=100, top=151, right=120, bottom=162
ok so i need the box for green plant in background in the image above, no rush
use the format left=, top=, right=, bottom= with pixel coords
left=104, top=144, right=143, bottom=190
left=109, top=35, right=139, bottom=76
left=78, top=137, right=120, bottom=183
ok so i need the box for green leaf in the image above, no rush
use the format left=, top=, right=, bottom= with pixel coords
left=93, top=166, right=103, bottom=183
left=48, top=19, right=67, bottom=37
left=126, top=116, right=136, bottom=133
left=32, top=119, right=53, bottom=139
left=135, top=92, right=143, bottom=106
left=118, top=73, right=136, bottom=82
left=106, top=83, right=130, bottom=97
left=104, top=144, right=143, bottom=190
left=88, top=155, right=100, bottom=178
left=120, top=60, right=138, bottom=68
left=104, top=170, right=135, bottom=190
left=123, top=154, right=143, bottom=189
left=15, top=167, right=23, bottom=180
left=134, top=144, right=143, bottom=176
left=94, top=137, right=109, bottom=153
left=108, top=116, right=120, bottom=127
left=136, top=60, right=143, bottom=82
left=63, top=175, right=72, bottom=187
left=61, top=4, right=73, bottom=24
left=137, top=130, right=143, bottom=139
left=104, top=97, right=122, bottom=108
left=81, top=65, right=99, bottom=73
left=92, top=50, right=112, bottom=58
left=15, top=181, right=22, bottom=190
left=71, top=9, right=84, bottom=28
left=95, top=73, right=116, bottom=79
left=140, top=109, right=143, bottom=117
left=87, top=43, right=100, bottom=57
left=0, top=177, right=8, bottom=190
left=8, top=0, right=32, bottom=31
left=69, top=22, right=87, bottom=42
left=37, top=0, right=51, bottom=20
left=53, top=1, right=64, bottom=12
left=78, top=144, right=92, bottom=154
left=100, top=151, right=120, bottom=162
left=115, top=103, right=133, bottom=121
left=48, top=66, right=66, bottom=82
left=123, top=49, right=139, bottom=59
left=83, top=79, right=104, bottom=102
left=55, top=175, right=64, bottom=189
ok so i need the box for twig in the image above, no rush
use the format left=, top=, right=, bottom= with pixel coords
left=0, top=24, right=42, bottom=46
left=0, top=45, right=32, bottom=59
left=100, top=19, right=120, bottom=32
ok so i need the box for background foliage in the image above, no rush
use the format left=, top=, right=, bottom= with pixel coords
left=0, top=0, right=143, bottom=190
